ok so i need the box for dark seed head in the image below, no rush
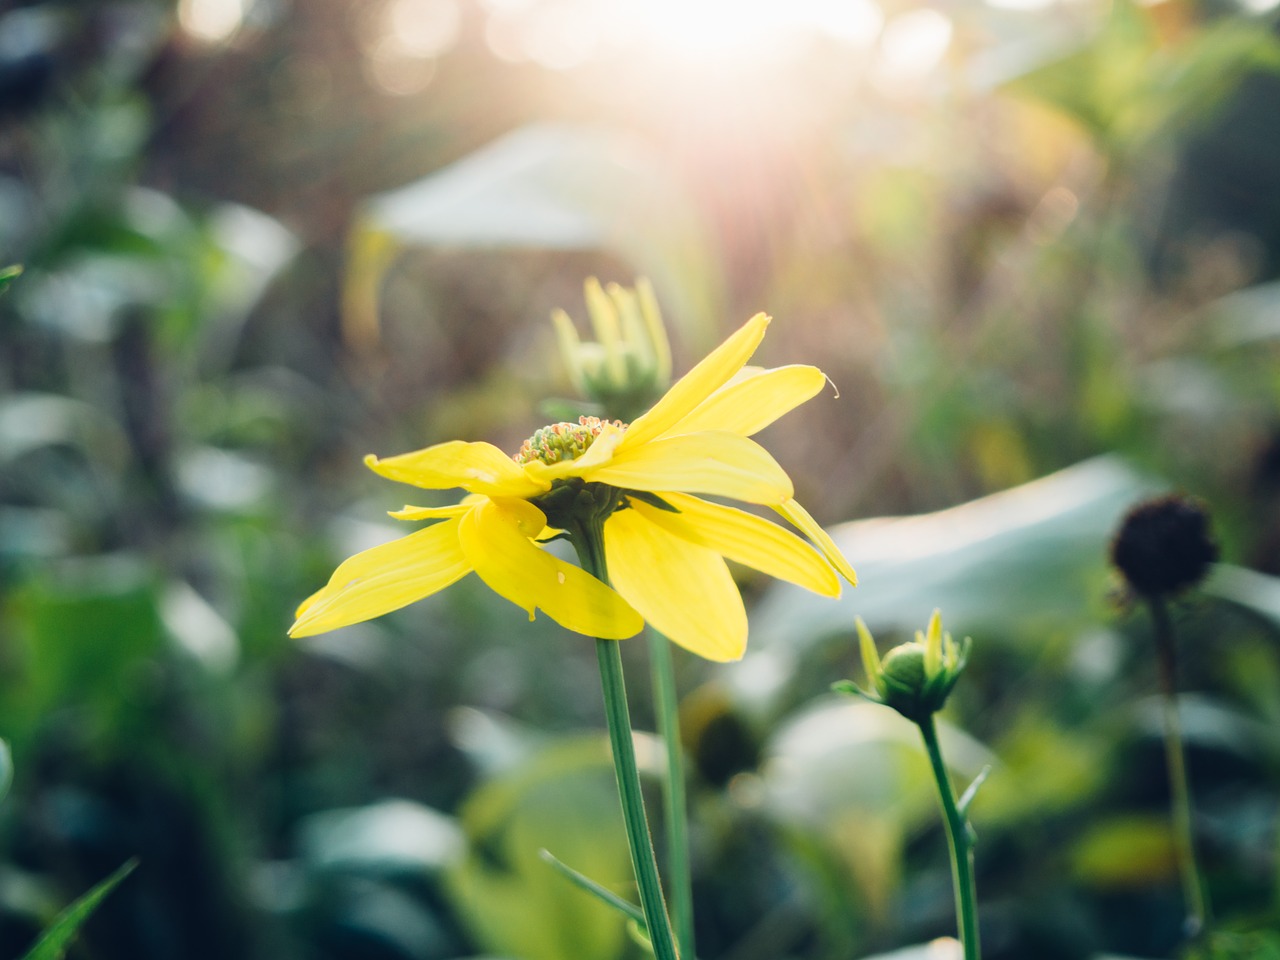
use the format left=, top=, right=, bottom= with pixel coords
left=1110, top=494, right=1219, bottom=599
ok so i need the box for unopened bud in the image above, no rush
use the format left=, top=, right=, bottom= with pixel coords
left=553, top=277, right=673, bottom=422
left=842, top=611, right=971, bottom=723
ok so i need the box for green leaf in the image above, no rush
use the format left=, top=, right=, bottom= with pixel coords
left=538, top=849, right=645, bottom=926
left=21, top=859, right=137, bottom=960
left=445, top=733, right=656, bottom=960
left=758, top=698, right=993, bottom=922
left=297, top=799, right=465, bottom=879
left=748, top=456, right=1157, bottom=679
left=0, top=265, right=21, bottom=293
left=956, top=765, right=991, bottom=819
left=0, top=739, right=10, bottom=803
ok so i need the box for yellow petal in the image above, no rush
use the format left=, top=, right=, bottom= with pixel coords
left=604, top=508, right=747, bottom=662
left=773, top=497, right=858, bottom=586
left=665, top=365, right=828, bottom=438
left=620, top=313, right=770, bottom=450
left=459, top=498, right=643, bottom=640
left=584, top=431, right=794, bottom=505
left=388, top=503, right=473, bottom=521
left=289, top=520, right=473, bottom=637
left=634, top=493, right=840, bottom=597
left=365, top=441, right=549, bottom=498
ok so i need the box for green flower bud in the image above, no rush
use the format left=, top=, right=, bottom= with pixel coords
left=841, top=610, right=972, bottom=724
left=881, top=642, right=927, bottom=690
left=553, top=277, right=673, bottom=423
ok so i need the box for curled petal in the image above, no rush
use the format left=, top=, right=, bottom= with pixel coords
left=605, top=508, right=747, bottom=662
left=664, top=365, right=828, bottom=438
left=635, top=493, right=840, bottom=597
left=620, top=313, right=770, bottom=451
left=366, top=441, right=548, bottom=498
left=290, top=520, right=473, bottom=637
left=459, top=498, right=643, bottom=640
left=584, top=431, right=794, bottom=505
left=773, top=498, right=858, bottom=586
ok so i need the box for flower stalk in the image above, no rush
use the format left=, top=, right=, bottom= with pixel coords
left=920, top=714, right=981, bottom=960
left=837, top=611, right=981, bottom=959
left=1109, top=493, right=1218, bottom=938
left=571, top=519, right=681, bottom=960
left=1148, top=595, right=1209, bottom=937
left=556, top=278, right=701, bottom=960
left=647, top=629, right=695, bottom=960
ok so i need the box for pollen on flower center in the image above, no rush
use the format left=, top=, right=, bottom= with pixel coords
left=513, top=415, right=627, bottom=466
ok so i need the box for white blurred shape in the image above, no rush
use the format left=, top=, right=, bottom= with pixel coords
left=986, top=0, right=1057, bottom=13
left=521, top=3, right=599, bottom=69
left=177, top=446, right=272, bottom=510
left=178, top=0, right=247, bottom=42
left=367, top=41, right=440, bottom=95
left=162, top=581, right=239, bottom=674
left=872, top=8, right=952, bottom=93
left=384, top=0, right=460, bottom=57
left=805, top=0, right=884, bottom=45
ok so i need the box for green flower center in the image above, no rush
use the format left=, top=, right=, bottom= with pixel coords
left=514, top=416, right=626, bottom=466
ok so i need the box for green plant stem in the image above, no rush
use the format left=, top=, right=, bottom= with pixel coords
left=919, top=715, right=980, bottom=960
left=572, top=521, right=680, bottom=960
left=1147, top=595, right=1209, bottom=937
left=647, top=629, right=695, bottom=960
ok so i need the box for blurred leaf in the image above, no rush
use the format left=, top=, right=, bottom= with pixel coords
left=2, top=555, right=166, bottom=750
left=1131, top=693, right=1280, bottom=760
left=174, top=446, right=274, bottom=513
left=1185, top=926, right=1280, bottom=960
left=347, top=123, right=722, bottom=351
left=298, top=799, right=465, bottom=879
left=857, top=940, right=960, bottom=960
left=1209, top=279, right=1280, bottom=347
left=538, top=850, right=644, bottom=925
left=313, top=875, right=459, bottom=960
left=0, top=739, right=10, bottom=803
left=1069, top=814, right=1175, bottom=889
left=1002, top=0, right=1154, bottom=146
left=20, top=858, right=137, bottom=960
left=760, top=698, right=993, bottom=922
left=977, top=714, right=1111, bottom=826
left=446, top=734, right=656, bottom=960
left=1206, top=563, right=1280, bottom=631
left=159, top=580, right=239, bottom=675
left=0, top=264, right=21, bottom=292
left=0, top=393, right=127, bottom=465
left=748, top=456, right=1157, bottom=671
left=446, top=707, right=551, bottom=779
left=0, top=507, right=72, bottom=562
left=1001, top=0, right=1280, bottom=153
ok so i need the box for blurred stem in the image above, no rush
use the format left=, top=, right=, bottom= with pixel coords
left=647, top=630, right=695, bottom=960
left=918, top=715, right=980, bottom=960
left=1147, top=595, right=1210, bottom=938
left=572, top=521, right=680, bottom=960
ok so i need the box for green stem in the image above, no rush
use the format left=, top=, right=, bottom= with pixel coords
left=1147, top=596, right=1209, bottom=938
left=919, top=715, right=981, bottom=960
left=573, top=521, right=681, bottom=960
left=648, top=630, right=695, bottom=960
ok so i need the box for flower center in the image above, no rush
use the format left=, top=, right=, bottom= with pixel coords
left=514, top=415, right=627, bottom=466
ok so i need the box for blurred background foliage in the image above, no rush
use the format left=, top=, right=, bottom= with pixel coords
left=1, top=0, right=1280, bottom=957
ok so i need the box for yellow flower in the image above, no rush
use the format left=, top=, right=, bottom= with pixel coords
left=289, top=313, right=856, bottom=662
